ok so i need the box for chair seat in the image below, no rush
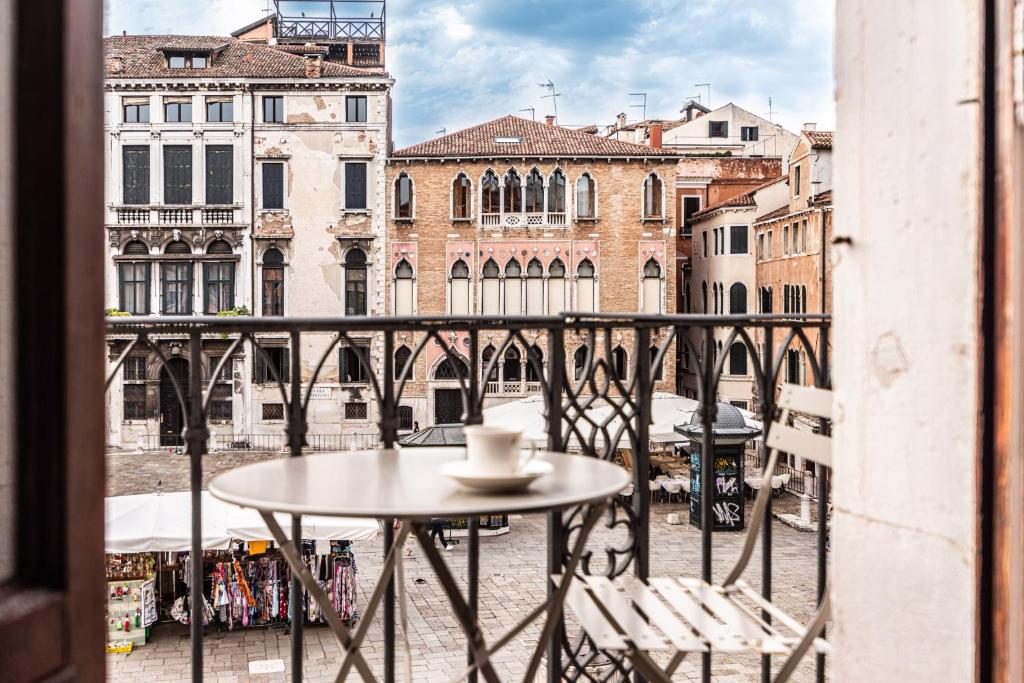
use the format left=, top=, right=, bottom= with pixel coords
left=557, top=575, right=830, bottom=659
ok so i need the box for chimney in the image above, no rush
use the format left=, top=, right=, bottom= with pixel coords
left=304, top=54, right=323, bottom=78
left=545, top=115, right=556, bottom=127
left=803, top=122, right=817, bottom=131
left=649, top=121, right=664, bottom=149
left=617, top=112, right=627, bottom=129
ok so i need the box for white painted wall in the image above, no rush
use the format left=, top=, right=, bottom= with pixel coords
left=833, top=2, right=980, bottom=680
left=663, top=103, right=800, bottom=165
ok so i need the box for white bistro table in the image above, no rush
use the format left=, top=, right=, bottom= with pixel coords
left=208, top=447, right=630, bottom=683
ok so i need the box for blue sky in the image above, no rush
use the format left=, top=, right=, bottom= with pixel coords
left=104, top=0, right=835, bottom=148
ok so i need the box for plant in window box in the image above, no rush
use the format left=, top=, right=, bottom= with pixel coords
left=105, top=308, right=132, bottom=317
left=215, top=306, right=250, bottom=338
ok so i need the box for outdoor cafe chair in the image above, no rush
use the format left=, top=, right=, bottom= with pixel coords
left=557, top=384, right=833, bottom=682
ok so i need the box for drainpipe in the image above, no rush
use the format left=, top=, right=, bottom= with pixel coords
left=246, top=88, right=256, bottom=436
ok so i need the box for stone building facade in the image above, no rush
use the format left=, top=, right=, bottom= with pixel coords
left=102, top=33, right=393, bottom=449
left=383, top=116, right=680, bottom=427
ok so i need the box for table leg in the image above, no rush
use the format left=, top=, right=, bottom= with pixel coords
left=522, top=503, right=606, bottom=682
left=411, top=522, right=503, bottom=683
left=259, top=512, right=383, bottom=683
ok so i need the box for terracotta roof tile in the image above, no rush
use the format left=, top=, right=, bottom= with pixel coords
left=104, top=34, right=380, bottom=79
left=753, top=205, right=791, bottom=223
left=805, top=130, right=833, bottom=149
left=689, top=191, right=757, bottom=221
left=393, top=115, right=679, bottom=158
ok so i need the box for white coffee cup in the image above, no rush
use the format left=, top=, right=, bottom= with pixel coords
left=463, top=425, right=536, bottom=475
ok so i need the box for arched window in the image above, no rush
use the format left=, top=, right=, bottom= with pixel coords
left=576, top=259, right=596, bottom=312
left=503, top=345, right=521, bottom=382
left=450, top=259, right=470, bottom=315
left=712, top=283, right=719, bottom=314
left=394, top=259, right=414, bottom=316
left=526, top=258, right=544, bottom=315
left=576, top=173, right=595, bottom=219
left=684, top=282, right=692, bottom=312
left=481, top=259, right=500, bottom=315
left=526, top=345, right=544, bottom=382
left=394, top=173, right=413, bottom=219
left=119, top=241, right=150, bottom=314
left=729, top=282, right=747, bottom=314
left=434, top=355, right=468, bottom=380
left=548, top=258, right=566, bottom=314
left=525, top=169, right=544, bottom=213
left=611, top=346, right=628, bottom=380
left=262, top=247, right=284, bottom=316
left=503, top=170, right=522, bottom=214
left=783, top=284, right=790, bottom=314
left=504, top=258, right=522, bottom=314
left=204, top=240, right=235, bottom=313
left=394, top=345, right=412, bottom=381
left=344, top=248, right=368, bottom=316
left=643, top=173, right=663, bottom=218
left=802, top=285, right=808, bottom=313
left=452, top=173, right=471, bottom=219
left=548, top=170, right=566, bottom=214
left=786, top=348, right=801, bottom=384
left=573, top=344, right=588, bottom=380
left=702, top=281, right=708, bottom=313
left=162, top=240, right=193, bottom=315
left=729, top=342, right=748, bottom=376
left=642, top=258, right=661, bottom=313
left=650, top=345, right=664, bottom=381
left=481, top=344, right=497, bottom=381
left=481, top=170, right=500, bottom=215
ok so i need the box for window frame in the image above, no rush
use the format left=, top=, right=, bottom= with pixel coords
left=204, top=144, right=233, bottom=205
left=205, top=97, right=233, bottom=123
left=344, top=248, right=369, bottom=316
left=344, top=161, right=368, bottom=211
left=254, top=345, right=290, bottom=384
left=394, top=173, right=414, bottom=219
left=709, top=120, right=729, bottom=138
left=345, top=95, right=368, bottom=123
left=261, top=247, right=285, bottom=316
left=203, top=260, right=235, bottom=314
left=122, top=98, right=150, bottom=124
left=118, top=261, right=150, bottom=315
left=740, top=125, right=759, bottom=142
left=162, top=144, right=193, bottom=205
left=262, top=95, right=284, bottom=123
left=451, top=172, right=472, bottom=220
left=163, top=98, right=192, bottom=123
left=642, top=172, right=664, bottom=219
left=729, top=225, right=749, bottom=254
left=121, top=145, right=150, bottom=205
left=121, top=356, right=148, bottom=421
left=339, top=345, right=371, bottom=384
left=261, top=161, right=285, bottom=210
left=160, top=261, right=193, bottom=315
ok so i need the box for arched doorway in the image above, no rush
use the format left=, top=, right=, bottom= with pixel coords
left=159, top=357, right=189, bottom=446
left=432, top=355, right=467, bottom=424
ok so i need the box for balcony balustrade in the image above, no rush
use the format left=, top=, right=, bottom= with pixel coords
left=480, top=211, right=569, bottom=229
left=105, top=312, right=830, bottom=683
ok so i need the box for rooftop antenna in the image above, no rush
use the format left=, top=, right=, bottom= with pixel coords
left=765, top=96, right=779, bottom=123
left=684, top=93, right=701, bottom=105
left=519, top=107, right=536, bottom=122
left=435, top=127, right=447, bottom=136
left=629, top=92, right=647, bottom=121
left=539, top=80, right=561, bottom=119
left=695, top=83, right=711, bottom=108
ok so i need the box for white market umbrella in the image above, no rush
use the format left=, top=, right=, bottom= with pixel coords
left=225, top=505, right=379, bottom=544
left=105, top=491, right=231, bottom=553
left=481, top=395, right=551, bottom=446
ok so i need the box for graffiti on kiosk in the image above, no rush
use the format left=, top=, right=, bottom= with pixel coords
left=712, top=501, right=742, bottom=527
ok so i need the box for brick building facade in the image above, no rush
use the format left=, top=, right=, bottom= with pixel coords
left=384, top=115, right=680, bottom=426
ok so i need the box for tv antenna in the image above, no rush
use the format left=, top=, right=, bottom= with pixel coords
left=695, top=83, right=711, bottom=108
left=765, top=97, right=779, bottom=123
left=629, top=92, right=647, bottom=121
left=539, top=80, right=561, bottom=119
left=435, top=127, right=447, bottom=136
left=519, top=107, right=536, bottom=122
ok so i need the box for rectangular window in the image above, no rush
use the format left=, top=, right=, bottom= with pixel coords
left=702, top=231, right=708, bottom=258
left=122, top=146, right=150, bottom=205
left=709, top=121, right=728, bottom=138
left=713, top=228, right=719, bottom=255
left=161, top=262, right=193, bottom=315
left=346, top=96, right=367, bottom=123
left=118, top=262, right=150, bottom=314
left=262, top=163, right=284, bottom=209
left=802, top=219, right=809, bottom=252
left=163, top=145, right=193, bottom=205
left=339, top=346, right=370, bottom=384
left=682, top=196, right=701, bottom=235
left=740, top=126, right=758, bottom=142
left=206, top=98, right=233, bottom=122
left=191, top=55, right=207, bottom=68
left=204, top=262, right=235, bottom=313
left=792, top=223, right=800, bottom=254
left=784, top=225, right=790, bottom=255
left=262, top=403, right=284, bottom=421
left=344, top=162, right=367, bottom=209
left=730, top=400, right=750, bottom=411
left=123, top=98, right=150, bottom=123
left=730, top=225, right=748, bottom=254
left=767, top=231, right=773, bottom=258
left=205, top=145, right=233, bottom=205
left=263, top=96, right=284, bottom=123
left=168, top=55, right=186, bottom=69
left=793, top=165, right=802, bottom=197
left=398, top=405, right=414, bottom=430
left=122, top=357, right=147, bottom=420
left=254, top=346, right=289, bottom=384
left=164, top=98, right=192, bottom=123
left=345, top=402, right=368, bottom=420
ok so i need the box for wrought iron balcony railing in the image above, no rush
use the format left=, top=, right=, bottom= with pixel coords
left=104, top=312, right=830, bottom=683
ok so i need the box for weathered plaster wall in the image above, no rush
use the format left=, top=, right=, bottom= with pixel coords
left=833, top=2, right=980, bottom=679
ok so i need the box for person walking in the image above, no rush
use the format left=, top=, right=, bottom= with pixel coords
left=428, top=518, right=454, bottom=551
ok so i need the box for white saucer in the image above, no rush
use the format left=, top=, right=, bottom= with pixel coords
left=438, top=459, right=555, bottom=492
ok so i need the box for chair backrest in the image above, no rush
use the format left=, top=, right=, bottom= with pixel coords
left=765, top=384, right=833, bottom=468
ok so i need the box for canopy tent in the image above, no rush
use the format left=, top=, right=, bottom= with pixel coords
left=105, top=491, right=380, bottom=553
left=481, top=395, right=551, bottom=446
left=588, top=393, right=762, bottom=445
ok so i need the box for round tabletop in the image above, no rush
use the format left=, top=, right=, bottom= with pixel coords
left=208, top=447, right=630, bottom=519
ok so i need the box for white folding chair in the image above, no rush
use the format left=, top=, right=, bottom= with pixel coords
left=559, top=384, right=833, bottom=682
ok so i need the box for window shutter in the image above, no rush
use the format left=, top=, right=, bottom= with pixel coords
left=253, top=348, right=264, bottom=383
left=281, top=348, right=290, bottom=383
left=262, top=163, right=284, bottom=209
left=163, top=145, right=193, bottom=205
left=205, top=145, right=233, bottom=204
left=345, top=162, right=367, bottom=209
left=122, top=146, right=150, bottom=205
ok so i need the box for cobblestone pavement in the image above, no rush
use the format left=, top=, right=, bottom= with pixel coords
left=107, top=451, right=825, bottom=682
